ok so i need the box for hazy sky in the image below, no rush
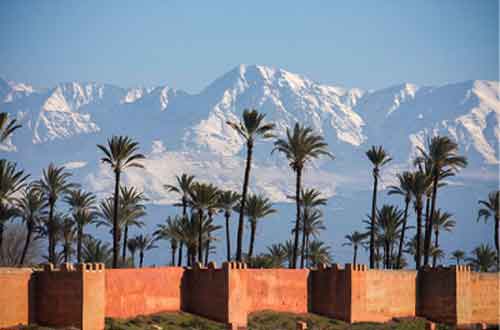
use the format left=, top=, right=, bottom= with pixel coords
left=0, top=0, right=498, bottom=92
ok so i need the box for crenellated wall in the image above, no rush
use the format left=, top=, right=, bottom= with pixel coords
left=0, top=268, right=35, bottom=329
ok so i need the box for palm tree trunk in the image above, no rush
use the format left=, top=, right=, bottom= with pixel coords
left=122, top=224, right=128, bottom=264
left=77, top=226, right=83, bottom=263
left=396, top=199, right=410, bottom=269
left=171, top=242, right=176, bottom=266
left=305, top=234, right=310, bottom=268
left=198, top=210, right=204, bottom=263
left=236, top=141, right=253, bottom=262
left=292, top=167, right=302, bottom=269
left=48, top=201, right=55, bottom=264
left=248, top=221, right=256, bottom=260
left=20, top=223, right=32, bottom=266
left=204, top=234, right=210, bottom=265
left=416, top=204, right=423, bottom=270
left=112, top=170, right=121, bottom=268
left=300, top=218, right=307, bottom=269
left=353, top=246, right=358, bottom=266
left=139, top=251, right=144, bottom=268
left=225, top=212, right=231, bottom=261
left=369, top=168, right=378, bottom=269
left=0, top=222, right=3, bottom=259
left=423, top=190, right=433, bottom=267
left=432, top=229, right=439, bottom=267
left=177, top=242, right=183, bottom=267
left=495, top=216, right=499, bottom=271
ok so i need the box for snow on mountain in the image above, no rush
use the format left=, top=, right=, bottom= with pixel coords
left=0, top=65, right=498, bottom=204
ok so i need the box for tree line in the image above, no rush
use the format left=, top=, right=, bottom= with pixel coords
left=0, top=110, right=498, bottom=272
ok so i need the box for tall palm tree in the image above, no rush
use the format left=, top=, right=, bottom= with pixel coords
left=477, top=190, right=499, bottom=271
left=432, top=209, right=455, bottom=267
left=0, top=112, right=21, bottom=143
left=134, top=234, right=157, bottom=268
left=64, top=189, right=97, bottom=263
left=450, top=249, right=465, bottom=265
left=417, top=136, right=467, bottom=266
left=273, top=123, right=333, bottom=268
left=366, top=145, right=392, bottom=269
left=33, top=163, right=76, bottom=263
left=466, top=244, right=496, bottom=272
left=154, top=216, right=181, bottom=266
left=243, top=194, right=276, bottom=259
left=16, top=186, right=44, bottom=265
left=164, top=173, right=195, bottom=265
left=0, top=160, right=28, bottom=253
left=388, top=171, right=413, bottom=268
left=307, top=240, right=331, bottom=267
left=408, top=170, right=431, bottom=269
left=97, top=135, right=145, bottom=268
left=188, top=182, right=219, bottom=262
left=376, top=205, right=404, bottom=269
left=227, top=109, right=275, bottom=262
left=119, top=186, right=146, bottom=263
left=217, top=190, right=240, bottom=261
left=296, top=188, right=327, bottom=268
left=343, top=231, right=368, bottom=266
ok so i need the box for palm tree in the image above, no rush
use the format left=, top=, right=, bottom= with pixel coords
left=33, top=163, right=76, bottom=263
left=154, top=216, right=181, bottom=266
left=0, top=160, right=28, bottom=253
left=477, top=190, right=499, bottom=271
left=0, top=112, right=21, bottom=143
left=366, top=145, right=392, bottom=269
left=64, top=189, right=97, bottom=263
left=119, top=186, right=146, bottom=263
left=376, top=205, right=404, bottom=269
left=343, top=231, right=368, bottom=266
left=266, top=243, right=287, bottom=267
left=296, top=188, right=327, bottom=268
left=217, top=190, right=240, bottom=261
left=82, top=237, right=112, bottom=265
left=134, top=234, right=157, bottom=268
left=408, top=170, right=431, bottom=269
left=127, top=238, right=138, bottom=267
left=97, top=135, right=145, bottom=268
left=188, top=182, right=219, bottom=263
left=432, top=209, right=455, bottom=267
left=450, top=249, right=465, bottom=265
left=164, top=173, right=195, bottom=265
left=273, top=123, right=333, bottom=268
left=61, top=216, right=75, bottom=263
left=227, top=109, right=275, bottom=262
left=417, top=136, right=467, bottom=266
left=466, top=244, right=496, bottom=272
left=201, top=214, right=221, bottom=265
left=282, top=239, right=294, bottom=268
left=429, top=247, right=445, bottom=267
left=243, top=194, right=276, bottom=259
left=307, top=240, right=331, bottom=267
left=388, top=171, right=413, bottom=268
left=16, top=186, right=44, bottom=265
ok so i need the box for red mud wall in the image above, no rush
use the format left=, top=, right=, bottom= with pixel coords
left=417, top=268, right=457, bottom=324
left=0, top=268, right=34, bottom=328
left=244, top=269, right=309, bottom=314
left=182, top=265, right=228, bottom=323
left=352, top=268, right=417, bottom=322
left=468, top=272, right=499, bottom=325
left=105, top=267, right=184, bottom=319
left=310, top=265, right=349, bottom=321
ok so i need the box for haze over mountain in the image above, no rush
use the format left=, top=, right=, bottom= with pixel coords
left=1, top=64, right=497, bottom=264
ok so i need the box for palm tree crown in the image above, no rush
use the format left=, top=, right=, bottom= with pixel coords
left=0, top=112, right=21, bottom=143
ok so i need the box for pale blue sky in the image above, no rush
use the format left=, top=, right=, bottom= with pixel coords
left=0, top=0, right=498, bottom=92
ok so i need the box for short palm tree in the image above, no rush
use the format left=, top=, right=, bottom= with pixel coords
left=429, top=247, right=445, bottom=267
left=97, top=135, right=145, bottom=268
left=466, top=244, right=496, bottom=272
left=119, top=186, right=146, bottom=263
left=301, top=209, right=325, bottom=268
left=266, top=243, right=287, bottom=267
left=134, top=234, right=157, bottom=268
left=217, top=190, right=240, bottom=261
left=33, top=163, right=76, bottom=263
left=431, top=209, right=455, bottom=267
left=343, top=231, right=368, bottom=266
left=273, top=123, right=333, bottom=268
left=0, top=160, right=28, bottom=253
left=477, top=190, right=499, bottom=271
left=154, top=215, right=181, bottom=266
left=61, top=216, right=75, bottom=263
left=188, top=182, right=219, bottom=262
left=16, top=186, right=44, bottom=265
left=408, top=170, right=431, bottom=269
left=164, top=173, right=195, bottom=265
left=82, top=237, right=112, bottom=265
left=127, top=238, right=138, bottom=267
left=307, top=240, right=331, bottom=267
left=376, top=205, right=404, bottom=269
left=64, top=189, right=97, bottom=263
left=227, top=109, right=275, bottom=262
left=243, top=194, right=276, bottom=259
left=0, top=112, right=21, bottom=143
left=366, top=145, right=392, bottom=269
left=417, top=136, right=467, bottom=266
left=388, top=171, right=413, bottom=268
left=450, top=249, right=465, bottom=265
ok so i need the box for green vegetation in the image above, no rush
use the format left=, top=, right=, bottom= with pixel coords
left=104, top=312, right=226, bottom=330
